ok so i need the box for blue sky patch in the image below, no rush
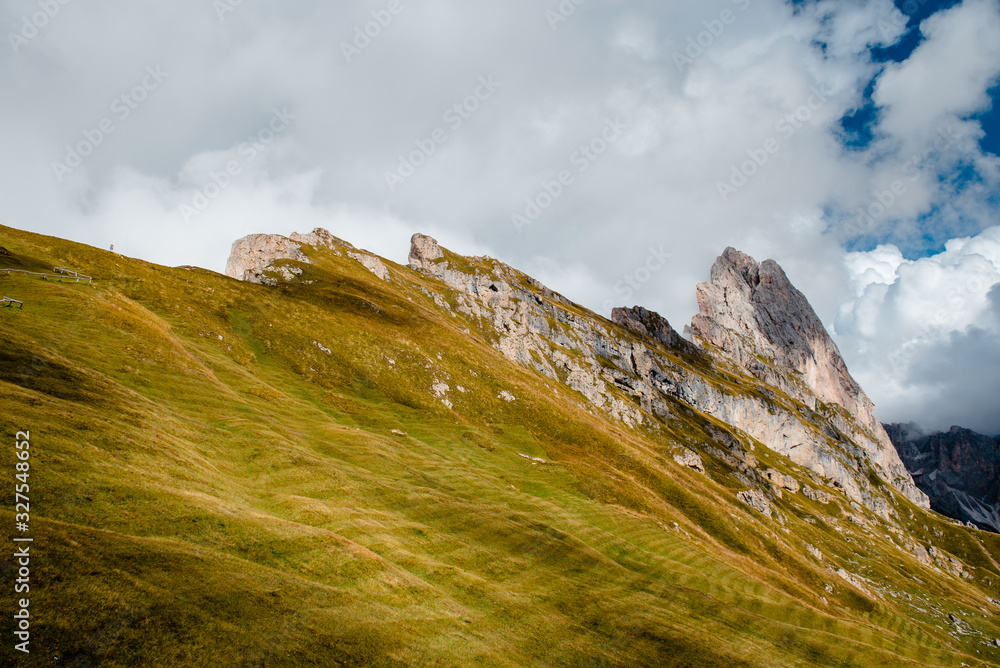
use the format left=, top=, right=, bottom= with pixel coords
left=839, top=79, right=879, bottom=150
left=969, top=83, right=1000, bottom=157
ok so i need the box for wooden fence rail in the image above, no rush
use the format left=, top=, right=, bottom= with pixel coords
left=54, top=267, right=93, bottom=281
left=1, top=267, right=93, bottom=284
left=1, top=297, right=24, bottom=309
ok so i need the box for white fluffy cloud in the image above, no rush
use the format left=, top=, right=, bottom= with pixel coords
left=874, top=0, right=1000, bottom=140
left=823, top=0, right=1000, bottom=249
left=837, top=226, right=1000, bottom=433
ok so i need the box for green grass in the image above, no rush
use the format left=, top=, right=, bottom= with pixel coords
left=1, top=223, right=999, bottom=667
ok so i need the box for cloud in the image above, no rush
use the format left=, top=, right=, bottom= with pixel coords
left=611, top=14, right=660, bottom=61
left=908, top=326, right=1000, bottom=435
left=1, top=0, right=999, bottom=430
left=807, top=0, right=908, bottom=57
left=819, top=0, right=1000, bottom=254
left=836, top=226, right=1000, bottom=433
left=989, top=282, right=1000, bottom=315
left=874, top=0, right=1000, bottom=140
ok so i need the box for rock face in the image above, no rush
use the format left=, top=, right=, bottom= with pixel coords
left=405, top=234, right=927, bottom=515
left=226, top=228, right=391, bottom=285
left=348, top=251, right=390, bottom=282
left=611, top=306, right=693, bottom=353
left=885, top=423, right=1000, bottom=533
left=689, top=248, right=926, bottom=508
left=691, top=248, right=860, bottom=411
left=765, top=469, right=800, bottom=493
left=673, top=449, right=706, bottom=474
left=737, top=489, right=772, bottom=517
left=227, top=230, right=929, bottom=518
left=802, top=486, right=831, bottom=504
left=409, top=233, right=444, bottom=270
left=225, top=234, right=311, bottom=284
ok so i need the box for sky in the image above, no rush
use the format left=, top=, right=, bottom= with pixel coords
left=1, top=0, right=999, bottom=433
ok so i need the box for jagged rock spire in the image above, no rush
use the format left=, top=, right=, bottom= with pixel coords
left=690, top=248, right=927, bottom=507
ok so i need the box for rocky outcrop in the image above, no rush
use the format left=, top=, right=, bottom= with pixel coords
left=673, top=449, right=706, bottom=474
left=765, top=469, right=800, bottom=493
left=289, top=228, right=350, bottom=253
left=802, top=485, right=831, bottom=504
left=689, top=248, right=926, bottom=508
left=296, top=229, right=391, bottom=281
left=226, top=228, right=391, bottom=284
left=225, top=234, right=310, bottom=284
left=885, top=423, right=1000, bottom=533
left=409, top=233, right=444, bottom=270
left=612, top=306, right=693, bottom=353
left=348, top=251, right=390, bottom=282
left=738, top=489, right=772, bottom=517
left=404, top=234, right=924, bottom=516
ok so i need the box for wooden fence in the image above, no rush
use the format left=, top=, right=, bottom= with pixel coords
left=1, top=267, right=93, bottom=284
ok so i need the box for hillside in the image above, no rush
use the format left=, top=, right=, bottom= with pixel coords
left=1, top=223, right=1000, bottom=667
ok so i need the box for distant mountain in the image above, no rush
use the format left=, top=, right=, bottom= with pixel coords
left=885, top=423, right=1000, bottom=534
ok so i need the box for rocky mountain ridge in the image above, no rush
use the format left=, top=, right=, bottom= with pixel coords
left=886, top=423, right=1000, bottom=534
left=227, top=230, right=928, bottom=519
left=4, top=219, right=999, bottom=666
left=226, top=229, right=390, bottom=285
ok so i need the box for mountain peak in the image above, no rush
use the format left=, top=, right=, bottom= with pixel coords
left=713, top=247, right=762, bottom=285
left=691, top=248, right=928, bottom=508
left=693, top=247, right=866, bottom=413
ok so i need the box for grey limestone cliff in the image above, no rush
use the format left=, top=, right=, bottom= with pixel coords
left=226, top=228, right=391, bottom=285
left=226, top=229, right=928, bottom=516
left=690, top=248, right=927, bottom=508
left=408, top=234, right=928, bottom=514
left=225, top=233, right=312, bottom=284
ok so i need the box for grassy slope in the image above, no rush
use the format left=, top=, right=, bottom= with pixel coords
left=0, top=224, right=998, bottom=667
